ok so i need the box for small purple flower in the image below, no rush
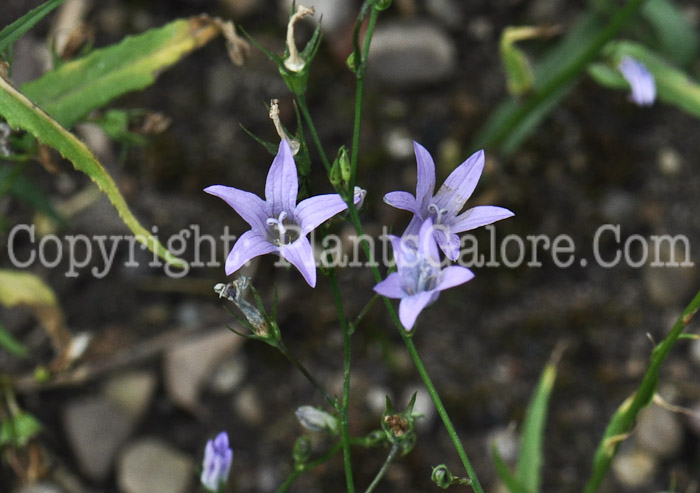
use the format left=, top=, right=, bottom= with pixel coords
left=384, top=142, right=513, bottom=261
left=205, top=140, right=349, bottom=287
left=201, top=431, right=233, bottom=492
left=374, top=219, right=475, bottom=331
left=618, top=56, right=656, bottom=107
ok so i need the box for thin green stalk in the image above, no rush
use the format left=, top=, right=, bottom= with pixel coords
left=583, top=288, right=700, bottom=492
left=276, top=442, right=343, bottom=493
left=349, top=294, right=379, bottom=334
left=349, top=5, right=379, bottom=190
left=345, top=205, right=484, bottom=493
left=485, top=0, right=647, bottom=149
left=277, top=342, right=337, bottom=409
left=328, top=267, right=356, bottom=493
left=364, top=443, right=400, bottom=493
left=297, top=94, right=331, bottom=173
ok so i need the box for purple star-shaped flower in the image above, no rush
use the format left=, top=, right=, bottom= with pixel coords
left=618, top=56, right=656, bottom=107
left=201, top=431, right=233, bottom=492
left=205, top=140, right=349, bottom=287
left=384, top=142, right=514, bottom=261
left=374, top=219, right=475, bottom=331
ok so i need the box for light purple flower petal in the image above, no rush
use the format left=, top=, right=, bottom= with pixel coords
left=280, top=237, right=317, bottom=287
left=265, top=140, right=299, bottom=215
left=201, top=431, right=233, bottom=492
left=413, top=141, right=436, bottom=210
left=451, top=205, right=514, bottom=234
left=383, top=191, right=420, bottom=214
left=433, top=228, right=461, bottom=261
left=417, top=218, right=441, bottom=264
left=438, top=265, right=474, bottom=291
left=225, top=230, right=277, bottom=275
left=204, top=185, right=268, bottom=232
left=373, top=272, right=405, bottom=298
left=296, top=193, right=348, bottom=234
left=618, top=56, right=656, bottom=107
left=399, top=291, right=437, bottom=331
left=433, top=149, right=484, bottom=215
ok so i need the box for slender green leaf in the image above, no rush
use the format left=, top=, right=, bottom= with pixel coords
left=472, top=0, right=647, bottom=155
left=0, top=77, right=185, bottom=267
left=21, top=16, right=228, bottom=128
left=0, top=0, right=67, bottom=54
left=0, top=320, right=28, bottom=357
left=584, top=289, right=700, bottom=492
left=515, top=348, right=562, bottom=493
left=491, top=443, right=531, bottom=493
left=641, top=0, right=699, bottom=66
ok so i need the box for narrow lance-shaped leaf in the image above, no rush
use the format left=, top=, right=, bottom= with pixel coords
left=0, top=77, right=186, bottom=268
left=0, top=0, right=67, bottom=54
left=515, top=345, right=563, bottom=493
left=21, top=15, right=247, bottom=128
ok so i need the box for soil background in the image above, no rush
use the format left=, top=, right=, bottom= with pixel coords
left=2, top=0, right=700, bottom=492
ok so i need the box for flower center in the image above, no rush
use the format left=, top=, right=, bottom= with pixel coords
left=405, top=259, right=437, bottom=295
left=266, top=211, right=300, bottom=245
left=427, top=203, right=449, bottom=224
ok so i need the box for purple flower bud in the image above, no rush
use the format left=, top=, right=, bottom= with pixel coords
left=618, top=56, right=656, bottom=107
left=201, top=431, right=233, bottom=492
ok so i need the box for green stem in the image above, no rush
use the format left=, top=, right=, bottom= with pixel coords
left=277, top=342, right=337, bottom=409
left=484, top=0, right=647, bottom=149
left=349, top=294, right=380, bottom=334
left=349, top=5, right=379, bottom=190
left=276, top=442, right=343, bottom=493
left=297, top=94, right=331, bottom=173
left=328, top=267, right=356, bottom=493
left=583, top=288, right=700, bottom=492
left=364, top=443, right=400, bottom=493
left=344, top=205, right=484, bottom=493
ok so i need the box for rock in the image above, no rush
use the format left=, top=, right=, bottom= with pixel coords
left=232, top=385, right=264, bottom=425
left=685, top=401, right=700, bottom=436
left=103, top=370, right=157, bottom=421
left=209, top=355, right=248, bottom=394
left=117, top=438, right=193, bottom=493
left=280, top=0, right=353, bottom=38
left=636, top=405, right=683, bottom=459
left=426, top=0, right=464, bottom=29
left=643, top=237, right=696, bottom=308
left=657, top=147, right=682, bottom=176
left=611, top=448, right=657, bottom=488
left=164, top=330, right=243, bottom=412
left=62, top=396, right=134, bottom=481
left=599, top=189, right=637, bottom=224
left=486, top=426, right=518, bottom=463
left=368, top=21, right=456, bottom=86
left=13, top=483, right=64, bottom=493
left=690, top=338, right=700, bottom=368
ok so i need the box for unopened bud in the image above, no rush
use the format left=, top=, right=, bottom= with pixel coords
left=295, top=406, right=339, bottom=435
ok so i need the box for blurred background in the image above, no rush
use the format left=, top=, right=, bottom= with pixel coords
left=1, top=0, right=700, bottom=491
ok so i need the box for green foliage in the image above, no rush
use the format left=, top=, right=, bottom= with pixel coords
left=640, top=0, right=699, bottom=66
left=492, top=347, right=562, bottom=493
left=21, top=17, right=224, bottom=128
left=589, top=41, right=700, bottom=118
left=0, top=321, right=28, bottom=357
left=0, top=77, right=185, bottom=268
left=0, top=0, right=67, bottom=55
left=0, top=412, right=42, bottom=447
left=499, top=27, right=537, bottom=97
left=472, top=0, right=647, bottom=155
